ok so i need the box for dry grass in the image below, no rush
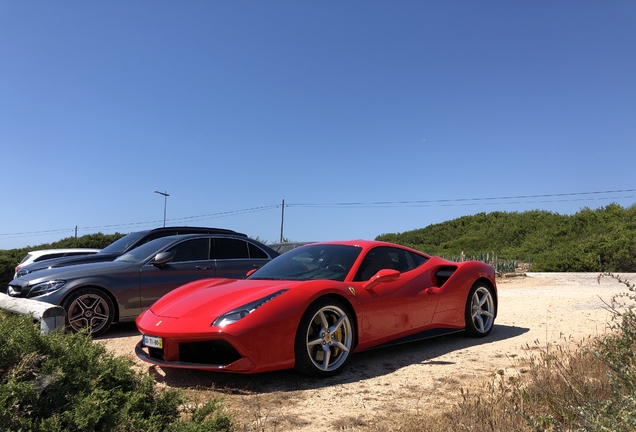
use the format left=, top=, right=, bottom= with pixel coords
left=356, top=336, right=612, bottom=432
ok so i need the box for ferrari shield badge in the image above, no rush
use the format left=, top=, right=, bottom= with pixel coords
left=348, top=286, right=356, bottom=297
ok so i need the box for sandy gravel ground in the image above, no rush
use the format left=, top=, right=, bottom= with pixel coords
left=97, top=272, right=635, bottom=431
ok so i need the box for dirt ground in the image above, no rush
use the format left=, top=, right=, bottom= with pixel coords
left=96, top=272, right=635, bottom=431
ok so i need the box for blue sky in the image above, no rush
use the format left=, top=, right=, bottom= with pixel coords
left=1, top=2, right=635, bottom=250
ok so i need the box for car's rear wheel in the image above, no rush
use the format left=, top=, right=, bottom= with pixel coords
left=465, top=282, right=496, bottom=337
left=62, top=288, right=114, bottom=337
left=294, top=298, right=354, bottom=377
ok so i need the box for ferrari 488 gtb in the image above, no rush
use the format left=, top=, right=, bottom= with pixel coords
left=136, top=240, right=497, bottom=377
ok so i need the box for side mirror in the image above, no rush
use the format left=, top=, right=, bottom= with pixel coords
left=363, top=269, right=400, bottom=290
left=152, top=251, right=175, bottom=267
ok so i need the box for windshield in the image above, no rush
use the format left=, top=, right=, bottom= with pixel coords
left=248, top=244, right=362, bottom=282
left=114, top=237, right=177, bottom=263
left=100, top=230, right=150, bottom=255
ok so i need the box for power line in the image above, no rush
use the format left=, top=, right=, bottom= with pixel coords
left=0, top=205, right=279, bottom=239
left=288, top=189, right=636, bottom=208
left=0, top=189, right=633, bottom=240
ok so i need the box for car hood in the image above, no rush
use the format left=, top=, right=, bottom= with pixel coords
left=10, top=260, right=139, bottom=287
left=19, top=252, right=119, bottom=273
left=149, top=278, right=311, bottom=320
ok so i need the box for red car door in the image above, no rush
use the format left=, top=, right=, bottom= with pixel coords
left=350, top=247, right=439, bottom=349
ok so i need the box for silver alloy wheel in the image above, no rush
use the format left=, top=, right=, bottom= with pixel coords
left=470, top=286, right=495, bottom=334
left=66, top=292, right=111, bottom=334
left=305, top=304, right=353, bottom=372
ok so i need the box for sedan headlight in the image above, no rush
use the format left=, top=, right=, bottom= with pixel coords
left=212, top=289, right=288, bottom=328
left=29, top=280, right=67, bottom=297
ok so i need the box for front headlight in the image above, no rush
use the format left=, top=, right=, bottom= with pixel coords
left=29, top=280, right=66, bottom=297
left=212, top=290, right=288, bottom=328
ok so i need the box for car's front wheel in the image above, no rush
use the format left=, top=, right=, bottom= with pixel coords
left=294, top=298, right=354, bottom=377
left=62, top=288, right=115, bottom=337
left=465, top=282, right=496, bottom=337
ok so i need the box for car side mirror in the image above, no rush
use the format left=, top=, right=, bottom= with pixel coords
left=363, top=269, right=400, bottom=290
left=152, top=251, right=175, bottom=267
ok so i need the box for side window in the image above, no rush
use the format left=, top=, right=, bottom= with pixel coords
left=213, top=238, right=250, bottom=259
left=408, top=251, right=428, bottom=268
left=168, top=239, right=210, bottom=263
left=248, top=243, right=269, bottom=259
left=354, top=247, right=397, bottom=281
left=354, top=247, right=428, bottom=281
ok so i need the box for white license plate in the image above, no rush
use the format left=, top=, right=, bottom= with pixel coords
left=143, top=335, right=163, bottom=349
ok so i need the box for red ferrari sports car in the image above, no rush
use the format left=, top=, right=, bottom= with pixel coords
left=136, top=240, right=497, bottom=377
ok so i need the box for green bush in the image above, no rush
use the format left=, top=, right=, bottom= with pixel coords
left=0, top=312, right=234, bottom=432
left=377, top=203, right=636, bottom=272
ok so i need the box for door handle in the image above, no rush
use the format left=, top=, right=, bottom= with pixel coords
left=196, top=265, right=211, bottom=270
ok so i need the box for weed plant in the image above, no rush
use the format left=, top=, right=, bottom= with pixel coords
left=0, top=312, right=234, bottom=432
left=366, top=273, right=636, bottom=432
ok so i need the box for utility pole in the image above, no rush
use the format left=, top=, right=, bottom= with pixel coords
left=280, top=199, right=285, bottom=242
left=154, top=191, right=170, bottom=227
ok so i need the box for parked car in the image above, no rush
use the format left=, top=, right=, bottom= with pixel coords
left=135, top=240, right=497, bottom=377
left=15, top=226, right=242, bottom=278
left=267, top=242, right=315, bottom=254
left=7, top=233, right=279, bottom=336
left=14, top=248, right=101, bottom=278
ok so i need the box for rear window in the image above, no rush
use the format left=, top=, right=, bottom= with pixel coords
left=33, top=253, right=65, bottom=263
left=213, top=238, right=250, bottom=259
left=248, top=242, right=269, bottom=259
left=19, top=254, right=34, bottom=264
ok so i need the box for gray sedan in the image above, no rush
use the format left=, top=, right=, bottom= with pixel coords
left=7, top=233, right=278, bottom=336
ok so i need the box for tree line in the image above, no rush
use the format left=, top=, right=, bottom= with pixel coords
left=376, top=203, right=636, bottom=272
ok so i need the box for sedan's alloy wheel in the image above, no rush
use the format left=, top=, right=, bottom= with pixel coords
left=63, top=288, right=114, bottom=336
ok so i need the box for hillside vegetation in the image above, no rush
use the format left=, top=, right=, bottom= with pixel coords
left=376, top=203, right=636, bottom=272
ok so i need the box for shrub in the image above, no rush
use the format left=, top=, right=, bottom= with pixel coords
left=0, top=312, right=234, bottom=432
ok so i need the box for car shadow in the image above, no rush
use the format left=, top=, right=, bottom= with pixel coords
left=148, top=324, right=529, bottom=394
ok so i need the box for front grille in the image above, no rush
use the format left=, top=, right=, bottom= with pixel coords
left=179, top=340, right=241, bottom=365
left=148, top=347, right=164, bottom=361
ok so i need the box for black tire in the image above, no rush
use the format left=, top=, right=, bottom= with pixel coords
left=294, top=298, right=355, bottom=377
left=62, top=287, right=115, bottom=337
left=465, top=282, right=496, bottom=338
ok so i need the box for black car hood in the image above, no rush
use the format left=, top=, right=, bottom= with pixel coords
left=18, top=252, right=120, bottom=275
left=10, top=260, right=139, bottom=288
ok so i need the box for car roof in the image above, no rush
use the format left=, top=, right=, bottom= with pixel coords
left=142, top=226, right=247, bottom=237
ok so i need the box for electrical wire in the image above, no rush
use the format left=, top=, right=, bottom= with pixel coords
left=1, top=189, right=633, bottom=240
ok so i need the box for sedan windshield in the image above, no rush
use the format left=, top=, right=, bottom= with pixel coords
left=248, top=244, right=362, bottom=282
left=100, top=230, right=149, bottom=254
left=114, top=237, right=177, bottom=263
